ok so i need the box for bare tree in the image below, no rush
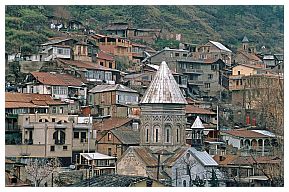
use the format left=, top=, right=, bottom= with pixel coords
left=25, top=157, right=60, bottom=187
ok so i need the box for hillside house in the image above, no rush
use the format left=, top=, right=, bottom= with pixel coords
left=220, top=129, right=276, bottom=156
left=191, top=41, right=232, bottom=65
left=88, top=84, right=139, bottom=118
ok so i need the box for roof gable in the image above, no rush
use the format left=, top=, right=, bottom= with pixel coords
left=191, top=116, right=205, bottom=129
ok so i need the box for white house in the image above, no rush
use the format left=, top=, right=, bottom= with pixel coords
left=168, top=147, right=224, bottom=187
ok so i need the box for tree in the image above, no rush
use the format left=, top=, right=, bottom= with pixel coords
left=209, top=169, right=219, bottom=187
left=25, top=157, right=60, bottom=187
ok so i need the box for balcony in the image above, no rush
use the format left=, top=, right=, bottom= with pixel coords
left=182, top=68, right=203, bottom=74
left=23, top=124, right=34, bottom=129
left=188, top=80, right=203, bottom=85
left=55, top=124, right=67, bottom=129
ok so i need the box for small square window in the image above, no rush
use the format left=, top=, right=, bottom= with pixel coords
left=74, top=132, right=79, bottom=139
left=63, top=146, right=68, bottom=151
left=50, top=146, right=55, bottom=151
left=52, top=118, right=56, bottom=122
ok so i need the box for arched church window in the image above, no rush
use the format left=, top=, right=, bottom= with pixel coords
left=153, top=125, right=160, bottom=143
left=145, top=126, right=150, bottom=143
left=165, top=125, right=171, bottom=143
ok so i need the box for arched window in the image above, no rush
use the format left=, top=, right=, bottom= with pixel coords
left=165, top=125, right=171, bottom=143
left=176, top=126, right=180, bottom=143
left=153, top=125, right=160, bottom=143
left=183, top=180, right=187, bottom=187
left=145, top=126, right=149, bottom=143
left=53, top=130, right=65, bottom=145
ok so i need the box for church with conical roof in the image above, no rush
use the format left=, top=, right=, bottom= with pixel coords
left=116, top=61, right=220, bottom=185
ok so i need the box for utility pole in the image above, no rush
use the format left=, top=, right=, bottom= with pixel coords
left=87, top=114, right=91, bottom=153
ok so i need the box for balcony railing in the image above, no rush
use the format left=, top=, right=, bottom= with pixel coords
left=188, top=80, right=204, bottom=85
left=182, top=68, right=203, bottom=74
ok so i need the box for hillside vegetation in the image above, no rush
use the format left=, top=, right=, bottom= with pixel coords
left=5, top=5, right=284, bottom=54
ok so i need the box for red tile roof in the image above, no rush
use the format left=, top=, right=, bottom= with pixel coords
left=185, top=105, right=216, bottom=115
left=31, top=72, right=84, bottom=86
left=93, top=117, right=133, bottom=131
left=221, top=130, right=271, bottom=138
left=5, top=102, right=38, bottom=109
left=58, top=59, right=118, bottom=72
left=5, top=92, right=66, bottom=108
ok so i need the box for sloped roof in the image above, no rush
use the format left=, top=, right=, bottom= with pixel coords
left=58, top=59, right=118, bottom=72
left=80, top=152, right=116, bottom=160
left=191, top=116, right=205, bottom=129
left=164, top=147, right=188, bottom=166
left=221, top=130, right=274, bottom=138
left=209, top=41, right=232, bottom=52
left=239, top=52, right=262, bottom=62
left=111, top=129, right=140, bottom=145
left=140, top=61, right=187, bottom=104
left=5, top=92, right=66, bottom=108
left=89, top=84, right=138, bottom=93
left=133, top=147, right=158, bottom=166
left=31, top=72, right=84, bottom=86
left=189, top=147, right=218, bottom=166
left=185, top=105, right=216, bottom=115
left=93, top=117, right=133, bottom=131
left=97, top=50, right=115, bottom=61
left=41, top=37, right=73, bottom=46
left=242, top=36, right=249, bottom=43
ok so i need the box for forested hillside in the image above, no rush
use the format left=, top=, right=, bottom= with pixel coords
left=5, top=5, right=284, bottom=54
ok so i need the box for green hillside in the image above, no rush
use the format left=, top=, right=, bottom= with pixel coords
left=5, top=5, right=284, bottom=54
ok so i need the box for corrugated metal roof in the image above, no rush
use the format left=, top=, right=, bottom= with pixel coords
left=191, top=116, right=205, bottom=129
left=80, top=152, right=116, bottom=160
left=221, top=130, right=272, bottom=138
left=89, top=84, right=138, bottom=93
left=209, top=41, right=232, bottom=53
left=190, top=147, right=218, bottom=166
left=140, top=61, right=187, bottom=104
left=252, top=130, right=275, bottom=137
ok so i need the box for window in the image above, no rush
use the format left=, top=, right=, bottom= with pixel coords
left=50, top=146, right=55, bottom=151
left=53, top=130, right=65, bottom=145
left=240, top=79, right=243, bottom=85
left=59, top=107, right=64, bottom=114
left=183, top=180, right=187, bottom=187
left=109, top=62, right=113, bottom=68
left=74, top=132, right=79, bottom=139
left=154, top=127, right=159, bottom=143
left=176, top=127, right=180, bottom=143
left=166, top=128, right=170, bottom=143
left=175, top=53, right=180, bottom=57
left=236, top=80, right=239, bottom=86
left=57, top=48, right=63, bottom=54
left=238, top=71, right=241, bottom=75
left=108, top=132, right=112, bottom=141
left=52, top=107, right=56, bottom=114
left=100, top=62, right=104, bottom=66
left=81, top=132, right=86, bottom=142
left=146, top=128, right=149, bottom=143
left=183, top=53, right=187, bottom=57
left=165, top=125, right=171, bottom=143
left=52, top=118, right=56, bottom=122
left=205, top=83, right=210, bottom=88
left=208, top=74, right=213, bottom=79
left=108, top=148, right=112, bottom=156
left=63, top=146, right=68, bottom=150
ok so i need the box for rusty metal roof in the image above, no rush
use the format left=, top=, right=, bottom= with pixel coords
left=31, top=72, right=85, bottom=86
left=140, top=61, right=187, bottom=104
left=89, top=84, right=138, bottom=93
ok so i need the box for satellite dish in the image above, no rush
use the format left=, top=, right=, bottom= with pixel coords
left=69, top=165, right=76, bottom=170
